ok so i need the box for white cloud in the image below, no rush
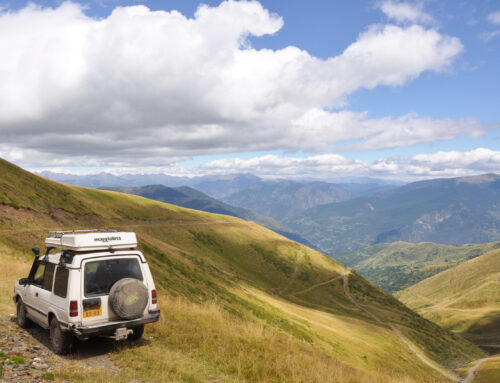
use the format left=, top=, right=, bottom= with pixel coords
left=197, top=149, right=500, bottom=179
left=0, top=1, right=479, bottom=169
left=487, top=11, right=500, bottom=25
left=378, top=1, right=435, bottom=25
left=290, top=110, right=490, bottom=152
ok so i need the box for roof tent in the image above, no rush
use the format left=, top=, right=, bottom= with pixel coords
left=45, top=230, right=137, bottom=251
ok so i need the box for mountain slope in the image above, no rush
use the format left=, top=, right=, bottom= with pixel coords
left=223, top=180, right=351, bottom=221
left=286, top=174, right=500, bottom=255
left=101, top=184, right=286, bottom=231
left=0, top=158, right=484, bottom=382
left=101, top=184, right=318, bottom=249
left=337, top=241, right=500, bottom=292
left=396, top=249, right=500, bottom=353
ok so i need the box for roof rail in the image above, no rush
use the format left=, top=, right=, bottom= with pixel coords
left=48, top=229, right=118, bottom=239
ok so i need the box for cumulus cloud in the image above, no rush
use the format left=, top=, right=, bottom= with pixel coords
left=0, top=0, right=485, bottom=169
left=378, top=1, right=435, bottom=25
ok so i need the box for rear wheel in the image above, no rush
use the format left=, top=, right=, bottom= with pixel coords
left=16, top=299, right=31, bottom=328
left=128, top=324, right=144, bottom=341
left=50, top=318, right=73, bottom=355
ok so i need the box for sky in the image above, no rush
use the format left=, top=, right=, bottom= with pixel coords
left=0, top=0, right=499, bottom=180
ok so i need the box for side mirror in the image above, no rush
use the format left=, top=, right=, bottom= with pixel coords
left=18, top=278, right=29, bottom=286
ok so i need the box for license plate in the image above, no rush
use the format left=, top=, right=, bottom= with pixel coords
left=83, top=305, right=102, bottom=318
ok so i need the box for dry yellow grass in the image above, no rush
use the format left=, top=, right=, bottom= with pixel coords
left=397, top=249, right=500, bottom=350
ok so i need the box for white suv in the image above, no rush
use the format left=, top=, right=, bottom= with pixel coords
left=13, top=230, right=160, bottom=354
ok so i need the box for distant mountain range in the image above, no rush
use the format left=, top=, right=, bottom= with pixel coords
left=102, top=184, right=318, bottom=250
left=39, top=171, right=261, bottom=199
left=41, top=170, right=500, bottom=266
left=222, top=180, right=352, bottom=221
left=39, top=171, right=400, bottom=199
left=285, top=173, right=500, bottom=255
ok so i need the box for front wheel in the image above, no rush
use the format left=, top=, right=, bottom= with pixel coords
left=16, top=299, right=31, bottom=328
left=128, top=324, right=144, bottom=341
left=50, top=318, right=74, bottom=355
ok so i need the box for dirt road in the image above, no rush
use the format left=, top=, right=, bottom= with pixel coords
left=342, top=272, right=462, bottom=382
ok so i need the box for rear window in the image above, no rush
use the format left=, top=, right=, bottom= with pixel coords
left=84, top=258, right=143, bottom=297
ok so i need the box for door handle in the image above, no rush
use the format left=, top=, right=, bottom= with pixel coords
left=35, top=292, right=38, bottom=297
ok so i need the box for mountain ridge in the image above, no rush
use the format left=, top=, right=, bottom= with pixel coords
left=285, top=173, right=500, bottom=255
left=101, top=184, right=319, bottom=249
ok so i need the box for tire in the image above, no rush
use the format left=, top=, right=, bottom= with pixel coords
left=128, top=324, right=144, bottom=341
left=16, top=299, right=31, bottom=329
left=109, top=278, right=149, bottom=320
left=50, top=317, right=73, bottom=355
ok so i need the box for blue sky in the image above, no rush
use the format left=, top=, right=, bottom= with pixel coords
left=0, top=0, right=499, bottom=179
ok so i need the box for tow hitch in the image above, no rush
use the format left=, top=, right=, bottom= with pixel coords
left=114, top=327, right=132, bottom=341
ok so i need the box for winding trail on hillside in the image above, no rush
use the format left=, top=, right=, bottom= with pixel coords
left=292, top=272, right=348, bottom=296
left=342, top=272, right=462, bottom=382
left=461, top=355, right=498, bottom=383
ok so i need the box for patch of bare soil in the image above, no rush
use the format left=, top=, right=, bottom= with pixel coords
left=0, top=314, right=120, bottom=383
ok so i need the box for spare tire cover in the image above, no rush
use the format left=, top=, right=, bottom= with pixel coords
left=109, top=278, right=148, bottom=320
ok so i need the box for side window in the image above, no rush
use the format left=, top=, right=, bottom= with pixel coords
left=42, top=263, right=55, bottom=291
left=53, top=267, right=69, bottom=298
left=32, top=263, right=46, bottom=286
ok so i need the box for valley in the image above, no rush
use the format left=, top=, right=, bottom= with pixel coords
left=335, top=241, right=500, bottom=292
left=0, top=158, right=490, bottom=382
left=285, top=174, right=500, bottom=255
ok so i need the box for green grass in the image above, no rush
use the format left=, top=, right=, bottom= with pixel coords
left=336, top=241, right=500, bottom=292
left=41, top=371, right=55, bottom=380
left=0, top=157, right=486, bottom=382
left=396, top=250, right=500, bottom=351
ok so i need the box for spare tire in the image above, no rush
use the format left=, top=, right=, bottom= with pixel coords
left=109, top=278, right=149, bottom=320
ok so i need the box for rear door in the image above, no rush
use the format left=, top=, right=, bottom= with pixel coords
left=51, top=266, right=70, bottom=325
left=81, top=255, right=145, bottom=326
left=25, top=262, right=55, bottom=326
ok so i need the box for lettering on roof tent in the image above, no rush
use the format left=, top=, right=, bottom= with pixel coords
left=94, top=236, right=122, bottom=243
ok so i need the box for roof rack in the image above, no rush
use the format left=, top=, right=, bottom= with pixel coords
left=45, top=230, right=137, bottom=252
left=47, top=229, right=118, bottom=239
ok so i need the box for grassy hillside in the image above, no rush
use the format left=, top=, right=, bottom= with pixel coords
left=0, top=158, right=485, bottom=382
left=101, top=184, right=318, bottom=250
left=337, top=241, right=500, bottom=292
left=285, top=174, right=500, bottom=255
left=396, top=250, right=500, bottom=353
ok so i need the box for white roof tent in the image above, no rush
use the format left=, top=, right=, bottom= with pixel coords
left=45, top=229, right=137, bottom=252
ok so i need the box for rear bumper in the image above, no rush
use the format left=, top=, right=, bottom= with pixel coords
left=71, top=309, right=160, bottom=336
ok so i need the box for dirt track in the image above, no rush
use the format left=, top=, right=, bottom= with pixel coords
left=342, top=272, right=462, bottom=382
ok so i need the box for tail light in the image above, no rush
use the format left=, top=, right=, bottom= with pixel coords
left=151, top=289, right=157, bottom=305
left=69, top=300, right=78, bottom=317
